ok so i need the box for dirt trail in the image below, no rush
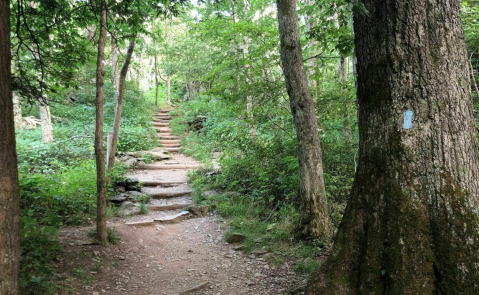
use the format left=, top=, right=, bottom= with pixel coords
left=57, top=109, right=306, bottom=295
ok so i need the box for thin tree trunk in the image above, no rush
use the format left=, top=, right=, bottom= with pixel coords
left=166, top=75, right=171, bottom=105
left=111, top=34, right=119, bottom=91
left=94, top=0, right=108, bottom=246
left=154, top=55, right=159, bottom=106
left=13, top=92, right=22, bottom=130
left=0, top=0, right=21, bottom=292
left=470, top=52, right=479, bottom=102
left=107, top=37, right=136, bottom=172
left=307, top=1, right=479, bottom=293
left=339, top=55, right=351, bottom=144
left=229, top=0, right=240, bottom=92
left=276, top=0, right=333, bottom=240
left=39, top=97, right=53, bottom=143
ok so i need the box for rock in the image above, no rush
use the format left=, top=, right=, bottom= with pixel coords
left=246, top=281, right=255, bottom=286
left=115, top=186, right=126, bottom=193
left=201, top=190, right=219, bottom=198
left=234, top=245, right=245, bottom=251
left=119, top=201, right=140, bottom=215
left=118, top=255, right=125, bottom=260
left=109, top=193, right=129, bottom=203
left=263, top=253, right=275, bottom=260
left=290, top=285, right=306, bottom=295
left=227, top=233, right=245, bottom=243
left=124, top=158, right=138, bottom=168
left=252, top=249, right=269, bottom=256
left=205, top=171, right=221, bottom=178
left=188, top=205, right=209, bottom=217
left=223, top=191, right=241, bottom=198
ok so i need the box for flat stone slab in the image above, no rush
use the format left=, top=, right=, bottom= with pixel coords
left=160, top=140, right=180, bottom=144
left=165, top=147, right=181, bottom=152
left=141, top=180, right=187, bottom=187
left=149, top=190, right=193, bottom=199
left=153, top=122, right=169, bottom=127
left=157, top=135, right=179, bottom=140
left=154, top=211, right=190, bottom=224
left=162, top=144, right=181, bottom=148
left=137, top=162, right=200, bottom=170
left=147, top=203, right=191, bottom=211
left=125, top=220, right=155, bottom=226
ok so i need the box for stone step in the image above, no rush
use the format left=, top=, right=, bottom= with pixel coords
left=162, top=144, right=181, bottom=148
left=147, top=203, right=191, bottom=211
left=154, top=211, right=190, bottom=224
left=160, top=139, right=180, bottom=144
left=155, top=116, right=172, bottom=120
left=165, top=147, right=181, bottom=153
left=137, top=162, right=200, bottom=170
left=153, top=119, right=170, bottom=123
left=158, top=135, right=179, bottom=140
left=125, top=220, right=155, bottom=226
left=153, top=122, right=169, bottom=127
left=141, top=180, right=187, bottom=187
left=149, top=190, right=193, bottom=199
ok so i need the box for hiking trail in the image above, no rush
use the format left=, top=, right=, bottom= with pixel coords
left=56, top=109, right=307, bottom=295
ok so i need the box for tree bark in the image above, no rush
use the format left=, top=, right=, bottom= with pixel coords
left=307, top=1, right=479, bottom=294
left=276, top=0, right=333, bottom=240
left=154, top=55, right=159, bottom=106
left=107, top=37, right=136, bottom=172
left=94, top=0, right=108, bottom=246
left=39, top=97, right=53, bottom=143
left=0, top=0, right=21, bottom=292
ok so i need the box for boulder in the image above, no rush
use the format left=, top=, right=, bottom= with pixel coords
left=227, top=233, right=246, bottom=243
left=188, top=205, right=209, bottom=217
left=110, top=193, right=129, bottom=203
left=120, top=201, right=140, bottom=215
left=201, top=190, right=219, bottom=198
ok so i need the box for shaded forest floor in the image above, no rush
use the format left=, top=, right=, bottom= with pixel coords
left=53, top=109, right=309, bottom=295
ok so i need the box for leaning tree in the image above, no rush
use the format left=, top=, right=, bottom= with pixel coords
left=307, top=0, right=479, bottom=293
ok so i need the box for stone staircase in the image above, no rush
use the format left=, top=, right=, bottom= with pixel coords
left=125, top=108, right=206, bottom=227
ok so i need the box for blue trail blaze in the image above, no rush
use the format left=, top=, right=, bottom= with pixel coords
left=403, top=110, right=413, bottom=129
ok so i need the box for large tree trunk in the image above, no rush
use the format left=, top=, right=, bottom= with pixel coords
left=39, top=97, right=53, bottom=143
left=0, top=0, right=21, bottom=292
left=94, top=0, right=108, bottom=246
left=276, top=0, right=333, bottom=240
left=107, top=37, right=136, bottom=172
left=307, top=1, right=479, bottom=294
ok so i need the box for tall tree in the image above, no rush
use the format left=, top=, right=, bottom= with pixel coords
left=307, top=0, right=479, bottom=293
left=0, top=0, right=21, bottom=292
left=94, top=0, right=108, bottom=245
left=276, top=0, right=333, bottom=240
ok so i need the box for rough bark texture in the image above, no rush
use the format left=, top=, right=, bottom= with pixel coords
left=276, top=0, right=333, bottom=240
left=307, top=1, right=479, bottom=294
left=12, top=92, right=22, bottom=130
left=0, top=0, right=21, bottom=292
left=39, top=97, right=53, bottom=143
left=95, top=0, right=108, bottom=246
left=107, top=37, right=136, bottom=172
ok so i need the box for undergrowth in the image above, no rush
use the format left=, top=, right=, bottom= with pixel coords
left=170, top=94, right=358, bottom=276
left=16, top=81, right=161, bottom=294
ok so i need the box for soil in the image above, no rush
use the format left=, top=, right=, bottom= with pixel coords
left=55, top=109, right=308, bottom=295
